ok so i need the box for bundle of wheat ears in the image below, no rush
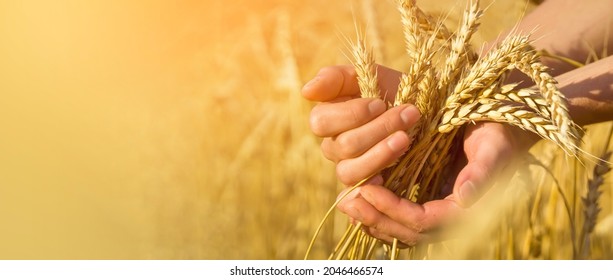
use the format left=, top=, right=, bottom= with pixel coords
left=306, top=0, right=583, bottom=260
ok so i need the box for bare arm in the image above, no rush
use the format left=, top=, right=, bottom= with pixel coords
left=559, top=55, right=613, bottom=126
left=513, top=0, right=613, bottom=76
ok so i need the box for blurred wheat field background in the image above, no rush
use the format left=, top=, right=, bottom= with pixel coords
left=0, top=0, right=610, bottom=259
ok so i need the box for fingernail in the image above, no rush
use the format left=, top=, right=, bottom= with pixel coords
left=303, top=76, right=320, bottom=89
left=368, top=99, right=386, bottom=115
left=459, top=181, right=477, bottom=207
left=400, top=105, right=420, bottom=125
left=386, top=132, right=409, bottom=153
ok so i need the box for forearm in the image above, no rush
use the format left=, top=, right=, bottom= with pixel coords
left=557, top=55, right=613, bottom=126
left=499, top=0, right=613, bottom=76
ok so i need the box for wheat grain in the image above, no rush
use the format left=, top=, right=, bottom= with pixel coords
left=446, top=35, right=531, bottom=108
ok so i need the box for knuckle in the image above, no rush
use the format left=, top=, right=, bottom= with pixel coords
left=375, top=199, right=390, bottom=213
left=413, top=224, right=425, bottom=234
left=335, top=134, right=359, bottom=159
left=473, top=161, right=494, bottom=182
left=411, top=216, right=426, bottom=233
left=320, top=139, right=337, bottom=162
left=382, top=122, right=396, bottom=136
left=379, top=110, right=403, bottom=135
left=369, top=219, right=394, bottom=240
left=336, top=199, right=350, bottom=214
left=360, top=212, right=378, bottom=228
left=348, top=104, right=365, bottom=125
left=309, top=110, right=327, bottom=136
left=363, top=227, right=384, bottom=241
left=378, top=114, right=396, bottom=135
left=335, top=162, right=355, bottom=186
left=402, top=238, right=418, bottom=247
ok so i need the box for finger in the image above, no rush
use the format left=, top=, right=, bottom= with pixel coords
left=453, top=123, right=514, bottom=207
left=336, top=175, right=384, bottom=226
left=321, top=104, right=420, bottom=162
left=360, top=185, right=463, bottom=234
left=301, top=65, right=360, bottom=101
left=361, top=218, right=424, bottom=247
left=337, top=188, right=423, bottom=246
left=302, top=65, right=402, bottom=103
left=336, top=131, right=411, bottom=186
left=335, top=175, right=384, bottom=204
left=310, top=98, right=387, bottom=137
left=361, top=226, right=409, bottom=248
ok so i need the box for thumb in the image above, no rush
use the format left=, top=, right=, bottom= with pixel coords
left=452, top=125, right=516, bottom=207
left=301, top=65, right=360, bottom=102
left=452, top=160, right=495, bottom=208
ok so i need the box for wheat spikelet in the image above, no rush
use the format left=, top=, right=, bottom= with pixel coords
left=447, top=35, right=531, bottom=108
left=493, top=84, right=552, bottom=118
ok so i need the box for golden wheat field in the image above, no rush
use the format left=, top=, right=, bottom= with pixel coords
left=0, top=0, right=611, bottom=259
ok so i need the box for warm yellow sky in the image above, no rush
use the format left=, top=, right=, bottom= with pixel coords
left=0, top=0, right=217, bottom=259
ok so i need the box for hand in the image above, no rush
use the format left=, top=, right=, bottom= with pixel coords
left=302, top=65, right=537, bottom=246
left=303, top=65, right=420, bottom=186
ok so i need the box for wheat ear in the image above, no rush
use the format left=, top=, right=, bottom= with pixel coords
left=439, top=0, right=482, bottom=96
left=579, top=151, right=612, bottom=259
left=350, top=29, right=380, bottom=99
